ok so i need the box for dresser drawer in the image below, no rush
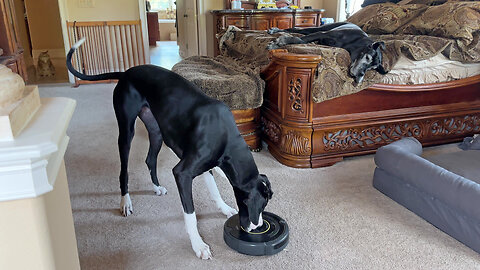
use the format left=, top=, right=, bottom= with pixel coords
left=295, top=15, right=318, bottom=27
left=225, top=16, right=250, bottom=29
left=272, top=14, right=293, bottom=29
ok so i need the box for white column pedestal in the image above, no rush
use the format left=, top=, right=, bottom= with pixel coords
left=0, top=97, right=80, bottom=270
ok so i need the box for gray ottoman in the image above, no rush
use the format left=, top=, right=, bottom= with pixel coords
left=373, top=137, right=480, bottom=253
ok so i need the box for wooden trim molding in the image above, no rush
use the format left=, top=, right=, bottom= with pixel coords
left=369, top=75, right=480, bottom=92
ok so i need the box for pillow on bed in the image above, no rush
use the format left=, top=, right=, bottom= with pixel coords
left=396, top=2, right=480, bottom=45
left=347, top=3, right=428, bottom=34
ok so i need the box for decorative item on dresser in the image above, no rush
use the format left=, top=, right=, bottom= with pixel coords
left=211, top=8, right=324, bottom=56
left=0, top=0, right=27, bottom=81
left=225, top=0, right=301, bottom=9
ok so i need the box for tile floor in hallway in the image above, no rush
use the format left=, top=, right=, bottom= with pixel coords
left=149, top=41, right=182, bottom=70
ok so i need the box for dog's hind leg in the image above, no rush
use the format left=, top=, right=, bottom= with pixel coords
left=201, top=170, right=237, bottom=218
left=138, top=106, right=168, bottom=196
left=114, top=83, right=143, bottom=217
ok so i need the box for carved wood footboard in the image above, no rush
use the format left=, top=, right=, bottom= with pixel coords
left=260, top=49, right=480, bottom=168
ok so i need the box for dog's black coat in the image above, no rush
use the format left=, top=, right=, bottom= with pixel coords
left=361, top=0, right=401, bottom=7
left=267, top=22, right=387, bottom=83
left=66, top=43, right=272, bottom=229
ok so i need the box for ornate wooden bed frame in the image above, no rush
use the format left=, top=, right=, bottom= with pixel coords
left=259, top=49, right=480, bottom=168
left=232, top=108, right=262, bottom=151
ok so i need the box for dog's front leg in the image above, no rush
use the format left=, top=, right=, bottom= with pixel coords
left=202, top=170, right=237, bottom=218
left=174, top=165, right=212, bottom=259
left=183, top=212, right=212, bottom=260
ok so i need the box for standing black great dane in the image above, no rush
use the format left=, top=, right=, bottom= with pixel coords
left=267, top=22, right=387, bottom=83
left=66, top=38, right=273, bottom=259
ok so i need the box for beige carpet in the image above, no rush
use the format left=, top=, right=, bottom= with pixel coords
left=39, top=83, right=480, bottom=270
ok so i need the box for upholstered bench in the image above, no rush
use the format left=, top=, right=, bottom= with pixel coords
left=373, top=137, right=480, bottom=253
left=172, top=55, right=265, bottom=151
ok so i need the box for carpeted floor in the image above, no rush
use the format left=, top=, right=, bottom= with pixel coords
left=39, top=83, right=480, bottom=270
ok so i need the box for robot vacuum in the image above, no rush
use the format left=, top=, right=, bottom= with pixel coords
left=223, top=211, right=289, bottom=256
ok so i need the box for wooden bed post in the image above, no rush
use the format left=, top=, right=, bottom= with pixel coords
left=261, top=49, right=321, bottom=168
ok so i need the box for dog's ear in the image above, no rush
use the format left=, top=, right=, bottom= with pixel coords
left=259, top=174, right=273, bottom=199
left=373, top=41, right=386, bottom=51
left=373, top=41, right=388, bottom=75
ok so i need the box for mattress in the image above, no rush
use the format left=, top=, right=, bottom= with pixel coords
left=381, top=54, right=480, bottom=85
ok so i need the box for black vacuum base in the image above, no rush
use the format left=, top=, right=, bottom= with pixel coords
left=223, top=211, right=289, bottom=256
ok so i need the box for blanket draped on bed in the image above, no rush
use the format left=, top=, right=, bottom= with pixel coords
left=173, top=1, right=480, bottom=106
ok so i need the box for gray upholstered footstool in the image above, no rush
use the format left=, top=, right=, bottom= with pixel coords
left=373, top=137, right=480, bottom=253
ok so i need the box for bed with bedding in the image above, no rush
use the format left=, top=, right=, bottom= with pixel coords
left=258, top=0, right=480, bottom=168
left=174, top=0, right=480, bottom=168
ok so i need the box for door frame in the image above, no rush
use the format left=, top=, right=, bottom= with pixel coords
left=177, top=0, right=200, bottom=58
left=138, top=0, right=150, bottom=64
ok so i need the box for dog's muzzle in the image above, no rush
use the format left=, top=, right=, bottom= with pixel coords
left=246, top=213, right=264, bottom=232
left=349, top=61, right=366, bottom=84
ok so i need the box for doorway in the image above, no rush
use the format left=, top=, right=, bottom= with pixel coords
left=175, top=0, right=199, bottom=58
left=11, top=0, right=68, bottom=84
left=147, top=0, right=183, bottom=69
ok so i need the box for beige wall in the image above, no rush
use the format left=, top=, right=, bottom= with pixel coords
left=24, top=0, right=145, bottom=53
left=159, top=21, right=176, bottom=41
left=322, top=0, right=341, bottom=21
left=0, top=162, right=80, bottom=270
left=300, top=0, right=343, bottom=22
left=24, top=0, right=64, bottom=51
left=64, top=0, right=140, bottom=21
left=301, top=0, right=323, bottom=9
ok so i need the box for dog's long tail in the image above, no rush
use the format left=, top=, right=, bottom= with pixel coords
left=66, top=38, right=124, bottom=81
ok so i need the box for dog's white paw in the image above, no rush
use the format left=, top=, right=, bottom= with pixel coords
left=219, top=204, right=238, bottom=218
left=192, top=239, right=212, bottom=260
left=153, top=184, right=168, bottom=196
left=120, top=193, right=133, bottom=217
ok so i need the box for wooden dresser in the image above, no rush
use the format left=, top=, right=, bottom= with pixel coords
left=147, top=12, right=160, bottom=46
left=211, top=9, right=324, bottom=55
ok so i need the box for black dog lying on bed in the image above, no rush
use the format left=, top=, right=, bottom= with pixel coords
left=267, top=22, right=387, bottom=83
left=66, top=38, right=273, bottom=259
